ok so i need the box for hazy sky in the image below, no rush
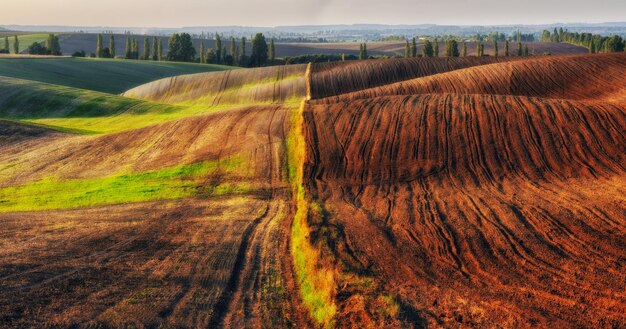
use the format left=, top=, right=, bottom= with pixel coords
left=4, top=0, right=626, bottom=27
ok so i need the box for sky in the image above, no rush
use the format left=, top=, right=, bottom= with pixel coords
left=4, top=0, right=626, bottom=27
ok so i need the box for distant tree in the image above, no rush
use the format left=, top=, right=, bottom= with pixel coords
left=143, top=37, right=149, bottom=60
left=517, top=41, right=522, bottom=56
left=157, top=38, right=163, bottom=61
left=504, top=40, right=509, bottom=56
left=110, top=34, right=115, bottom=58
left=359, top=43, right=364, bottom=59
left=200, top=40, right=206, bottom=63
left=178, top=33, right=196, bottom=62
left=433, top=38, right=439, bottom=57
left=125, top=37, right=132, bottom=59
left=72, top=50, right=86, bottom=57
left=132, top=38, right=139, bottom=59
left=363, top=43, right=368, bottom=59
left=422, top=39, right=433, bottom=57
left=493, top=38, right=498, bottom=58
left=46, top=34, right=61, bottom=55
left=229, top=37, right=237, bottom=65
left=2, top=36, right=8, bottom=53
left=404, top=39, right=410, bottom=58
left=341, top=53, right=345, bottom=61
left=462, top=41, right=467, bottom=57
left=13, top=35, right=19, bottom=54
left=239, top=37, right=247, bottom=66
left=269, top=38, right=275, bottom=64
left=589, top=41, right=596, bottom=54
left=96, top=33, right=103, bottom=58
left=215, top=34, right=222, bottom=64
left=167, top=33, right=181, bottom=61
left=206, top=48, right=216, bottom=64
left=523, top=44, right=530, bottom=56
left=27, top=42, right=47, bottom=55
left=445, top=39, right=459, bottom=57
left=411, top=37, right=417, bottom=57
left=476, top=42, right=481, bottom=56
left=152, top=36, right=158, bottom=60
left=250, top=33, right=268, bottom=67
left=102, top=47, right=111, bottom=58
left=605, top=35, right=625, bottom=52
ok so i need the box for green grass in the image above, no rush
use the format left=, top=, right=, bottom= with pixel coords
left=0, top=158, right=249, bottom=212
left=0, top=76, right=247, bottom=134
left=6, top=33, right=48, bottom=53
left=0, top=57, right=232, bottom=93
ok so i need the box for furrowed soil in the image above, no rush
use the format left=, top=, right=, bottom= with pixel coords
left=0, top=103, right=308, bottom=327
left=303, top=54, right=626, bottom=327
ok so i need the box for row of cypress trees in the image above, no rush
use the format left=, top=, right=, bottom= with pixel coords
left=93, top=32, right=274, bottom=67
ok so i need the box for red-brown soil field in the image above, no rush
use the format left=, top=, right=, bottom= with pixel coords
left=0, top=50, right=624, bottom=328
left=303, top=53, right=626, bottom=327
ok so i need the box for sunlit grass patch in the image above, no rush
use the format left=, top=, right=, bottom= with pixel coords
left=0, top=158, right=251, bottom=212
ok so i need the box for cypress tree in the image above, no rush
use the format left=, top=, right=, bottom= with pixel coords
left=524, top=44, right=529, bottom=56
left=517, top=41, right=522, bottom=56
left=250, top=33, right=268, bottom=67
left=504, top=40, right=509, bottom=56
left=152, top=36, right=158, bottom=60
left=422, top=39, right=433, bottom=57
left=359, top=43, right=364, bottom=60
left=96, top=33, right=103, bottom=58
left=405, top=40, right=410, bottom=58
left=462, top=41, right=467, bottom=57
left=3, top=36, right=8, bottom=53
left=590, top=42, right=596, bottom=54
left=167, top=33, right=181, bottom=61
left=341, top=53, right=345, bottom=61
left=125, top=37, right=131, bottom=59
left=134, top=38, right=139, bottom=59
left=200, top=40, right=206, bottom=63
left=13, top=35, right=19, bottom=54
left=240, top=37, right=246, bottom=66
left=230, top=37, right=236, bottom=60
left=363, top=43, right=368, bottom=59
left=269, top=38, right=275, bottom=64
left=143, top=37, right=149, bottom=60
left=110, top=34, right=116, bottom=58
left=433, top=38, right=439, bottom=57
left=476, top=42, right=481, bottom=56
left=157, top=38, right=163, bottom=61
left=411, top=37, right=417, bottom=57
left=493, top=39, right=498, bottom=58
left=215, top=34, right=222, bottom=64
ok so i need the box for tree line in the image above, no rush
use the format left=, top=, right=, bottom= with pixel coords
left=541, top=27, right=625, bottom=53
left=87, top=32, right=274, bottom=67
left=0, top=34, right=62, bottom=56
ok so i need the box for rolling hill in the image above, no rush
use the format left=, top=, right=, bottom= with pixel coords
left=0, top=57, right=232, bottom=93
left=0, top=52, right=624, bottom=328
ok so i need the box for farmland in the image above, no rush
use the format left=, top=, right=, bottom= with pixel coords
left=0, top=40, right=624, bottom=329
left=0, top=57, right=231, bottom=93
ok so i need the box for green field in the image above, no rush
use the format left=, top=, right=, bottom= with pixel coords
left=0, top=57, right=232, bottom=93
left=3, top=33, right=48, bottom=53
left=0, top=158, right=249, bottom=212
left=0, top=76, right=247, bottom=134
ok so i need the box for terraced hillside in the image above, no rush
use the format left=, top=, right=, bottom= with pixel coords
left=303, top=54, right=626, bottom=327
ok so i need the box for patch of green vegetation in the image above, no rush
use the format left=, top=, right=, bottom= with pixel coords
left=0, top=57, right=232, bottom=93
left=0, top=76, right=289, bottom=134
left=0, top=158, right=249, bottom=212
left=6, top=33, right=48, bottom=53
left=287, top=98, right=337, bottom=327
left=127, top=287, right=156, bottom=305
